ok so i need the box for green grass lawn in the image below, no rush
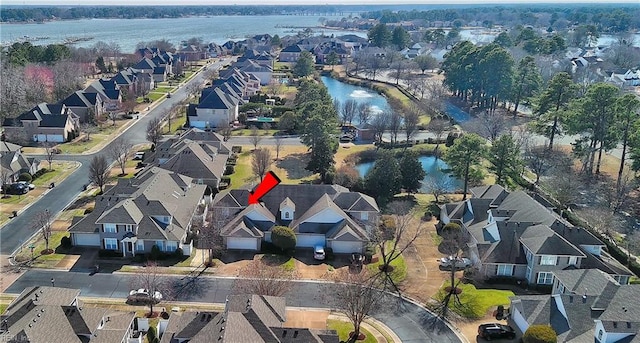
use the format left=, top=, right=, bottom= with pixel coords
left=434, top=283, right=514, bottom=319
left=232, top=129, right=279, bottom=136
left=60, top=125, right=120, bottom=154
left=32, top=162, right=78, bottom=186
left=163, top=115, right=187, bottom=135
left=229, top=151, right=254, bottom=189
left=367, top=246, right=408, bottom=285
left=260, top=254, right=295, bottom=271
left=147, top=92, right=164, bottom=102
left=153, top=86, right=173, bottom=93
left=327, top=319, right=377, bottom=343
left=14, top=232, right=70, bottom=268
left=0, top=304, right=7, bottom=315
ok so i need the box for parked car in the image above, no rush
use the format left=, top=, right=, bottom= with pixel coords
left=313, top=246, right=326, bottom=261
left=438, top=256, right=472, bottom=269
left=128, top=289, right=162, bottom=303
left=17, top=181, right=35, bottom=190
left=478, top=323, right=516, bottom=340
left=8, top=183, right=28, bottom=195
left=133, top=151, right=145, bottom=160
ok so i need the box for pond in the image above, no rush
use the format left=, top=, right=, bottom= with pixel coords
left=320, top=75, right=470, bottom=123
left=356, top=155, right=464, bottom=193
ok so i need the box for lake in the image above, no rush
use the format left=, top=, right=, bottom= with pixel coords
left=356, top=155, right=463, bottom=193
left=321, top=75, right=470, bottom=123
left=320, top=75, right=390, bottom=123
left=0, top=15, right=367, bottom=52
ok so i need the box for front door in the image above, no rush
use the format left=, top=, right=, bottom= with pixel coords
left=127, top=242, right=133, bottom=254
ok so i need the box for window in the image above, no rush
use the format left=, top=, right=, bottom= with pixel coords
left=104, top=238, right=118, bottom=250
left=497, top=264, right=514, bottom=276
left=569, top=256, right=578, bottom=265
left=525, top=249, right=533, bottom=263
left=155, top=241, right=165, bottom=252
left=598, top=330, right=603, bottom=340
left=285, top=212, right=290, bottom=219
left=558, top=284, right=565, bottom=294
left=166, top=241, right=178, bottom=252
left=126, top=225, right=133, bottom=232
left=104, top=224, right=116, bottom=233
left=136, top=241, right=144, bottom=251
left=540, top=255, right=557, bottom=265
left=537, top=272, right=553, bottom=284
left=361, top=212, right=368, bottom=221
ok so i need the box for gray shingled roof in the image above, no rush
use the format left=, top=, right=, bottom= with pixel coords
left=552, top=269, right=619, bottom=296
left=520, top=224, right=585, bottom=256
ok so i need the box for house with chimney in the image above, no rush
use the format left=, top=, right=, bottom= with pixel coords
left=211, top=184, right=379, bottom=253
left=440, top=185, right=632, bottom=286
left=0, top=286, right=138, bottom=343
left=510, top=268, right=640, bottom=342
left=157, top=294, right=338, bottom=343
left=69, top=167, right=209, bottom=256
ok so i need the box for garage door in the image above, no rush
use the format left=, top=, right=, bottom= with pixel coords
left=227, top=237, right=259, bottom=250
left=73, top=233, right=101, bottom=247
left=296, top=234, right=326, bottom=248
left=46, top=134, right=64, bottom=142
left=36, top=134, right=47, bottom=142
left=331, top=241, right=363, bottom=254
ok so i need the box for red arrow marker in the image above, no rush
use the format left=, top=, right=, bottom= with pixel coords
left=248, top=171, right=281, bottom=204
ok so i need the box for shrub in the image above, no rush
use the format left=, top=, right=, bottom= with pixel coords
left=147, top=326, right=158, bottom=341
left=150, top=245, right=163, bottom=260
left=232, top=146, right=242, bottom=153
left=523, top=325, right=557, bottom=343
left=32, top=169, right=48, bottom=178
left=98, top=249, right=122, bottom=258
left=84, top=207, right=94, bottom=214
left=60, top=236, right=72, bottom=249
left=224, top=165, right=234, bottom=175
left=271, top=226, right=297, bottom=252
left=173, top=247, right=183, bottom=256
left=18, top=173, right=32, bottom=182
left=260, top=241, right=282, bottom=254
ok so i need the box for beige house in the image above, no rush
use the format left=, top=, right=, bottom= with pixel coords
left=2, top=103, right=80, bottom=143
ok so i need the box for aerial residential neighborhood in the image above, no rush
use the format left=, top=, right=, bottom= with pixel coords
left=1, top=3, right=640, bottom=343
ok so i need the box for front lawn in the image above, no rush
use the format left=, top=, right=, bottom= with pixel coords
left=229, top=151, right=254, bottom=189
left=14, top=232, right=71, bottom=268
left=434, top=283, right=514, bottom=319
left=327, top=319, right=377, bottom=343
left=260, top=254, right=295, bottom=271
left=367, top=249, right=407, bottom=285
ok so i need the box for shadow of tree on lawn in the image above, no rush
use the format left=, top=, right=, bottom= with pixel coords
left=275, top=153, right=313, bottom=179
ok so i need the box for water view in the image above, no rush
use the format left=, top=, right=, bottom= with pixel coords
left=0, top=15, right=367, bottom=52
left=356, top=156, right=463, bottom=193
left=320, top=75, right=390, bottom=123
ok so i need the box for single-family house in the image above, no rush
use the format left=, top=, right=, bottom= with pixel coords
left=2, top=103, right=80, bottom=143
left=69, top=167, right=209, bottom=256
left=211, top=184, right=379, bottom=253
left=59, top=90, right=104, bottom=123
left=510, top=268, right=640, bottom=343
left=85, top=79, right=122, bottom=112
left=178, top=44, right=205, bottom=62
left=0, top=286, right=138, bottom=343
left=191, top=87, right=241, bottom=129
left=607, top=69, right=640, bottom=87
left=440, top=185, right=632, bottom=286
left=402, top=43, right=429, bottom=59
left=145, top=128, right=231, bottom=190
left=279, top=44, right=306, bottom=62
left=234, top=59, right=273, bottom=85
left=157, top=294, right=339, bottom=343
left=0, top=141, right=39, bottom=186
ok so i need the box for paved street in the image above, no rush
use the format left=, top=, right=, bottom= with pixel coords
left=6, top=270, right=462, bottom=343
left=0, top=59, right=232, bottom=256
left=227, top=135, right=304, bottom=146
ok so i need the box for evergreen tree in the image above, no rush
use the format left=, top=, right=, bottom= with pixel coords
left=399, top=151, right=426, bottom=194
left=368, top=23, right=391, bottom=48
left=533, top=72, right=578, bottom=150
left=511, top=56, right=542, bottom=116
left=391, top=26, right=411, bottom=49
left=444, top=134, right=487, bottom=200
left=293, top=51, right=315, bottom=78
left=364, top=151, right=401, bottom=207
left=488, top=134, right=522, bottom=185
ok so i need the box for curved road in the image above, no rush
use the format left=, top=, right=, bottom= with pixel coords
left=0, top=59, right=232, bottom=256
left=5, top=270, right=462, bottom=343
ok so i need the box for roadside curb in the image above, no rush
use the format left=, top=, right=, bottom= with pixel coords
left=327, top=313, right=399, bottom=343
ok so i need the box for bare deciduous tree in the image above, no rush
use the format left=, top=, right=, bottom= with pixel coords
left=341, top=99, right=358, bottom=125
left=42, top=142, right=57, bottom=170
left=33, top=209, right=54, bottom=253
left=81, top=123, right=98, bottom=141
left=146, top=117, right=163, bottom=150
left=387, top=110, right=403, bottom=145
left=403, top=104, right=420, bottom=144
left=89, top=154, right=111, bottom=193
left=274, top=135, right=284, bottom=160
left=428, top=119, right=449, bottom=156
left=434, top=222, right=469, bottom=321
left=233, top=259, right=299, bottom=297
left=371, top=200, right=424, bottom=294
left=200, top=209, right=228, bottom=267
left=131, top=262, right=169, bottom=317
left=252, top=148, right=272, bottom=182
left=325, top=269, right=387, bottom=343
left=479, top=110, right=505, bottom=142
left=425, top=177, right=451, bottom=203
left=249, top=125, right=262, bottom=150
left=357, top=102, right=372, bottom=126
left=371, top=110, right=389, bottom=144
left=109, top=137, right=132, bottom=176
left=525, top=145, right=552, bottom=184
left=219, top=125, right=232, bottom=142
